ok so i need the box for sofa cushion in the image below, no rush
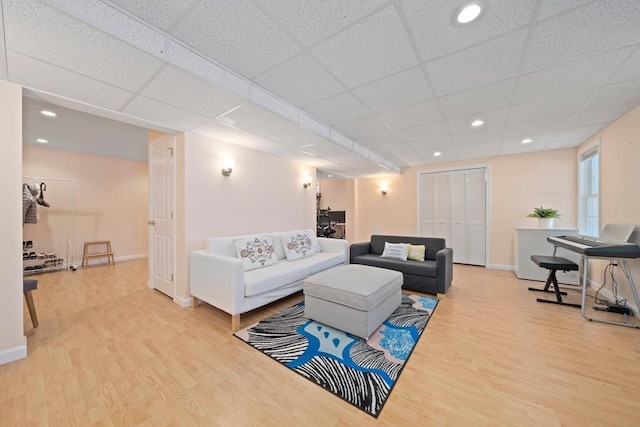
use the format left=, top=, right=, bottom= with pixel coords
left=244, top=260, right=310, bottom=297
left=272, top=229, right=321, bottom=259
left=352, top=254, right=438, bottom=278
left=233, top=235, right=278, bottom=271
left=380, top=242, right=410, bottom=261
left=280, top=232, right=316, bottom=261
left=287, top=251, right=345, bottom=275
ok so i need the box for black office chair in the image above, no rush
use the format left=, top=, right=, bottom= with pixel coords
left=317, top=214, right=336, bottom=238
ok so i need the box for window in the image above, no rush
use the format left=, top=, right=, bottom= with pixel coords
left=578, top=143, right=599, bottom=236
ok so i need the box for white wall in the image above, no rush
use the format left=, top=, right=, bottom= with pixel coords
left=174, top=132, right=317, bottom=301
left=0, top=80, right=26, bottom=365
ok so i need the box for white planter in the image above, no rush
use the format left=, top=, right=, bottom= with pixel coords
left=538, top=218, right=554, bottom=228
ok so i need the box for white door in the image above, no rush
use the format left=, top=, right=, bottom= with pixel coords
left=149, top=136, right=175, bottom=298
left=419, top=167, right=487, bottom=266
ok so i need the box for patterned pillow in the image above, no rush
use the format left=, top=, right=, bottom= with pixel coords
left=233, top=236, right=278, bottom=271
left=380, top=242, right=410, bottom=261
left=280, top=232, right=316, bottom=261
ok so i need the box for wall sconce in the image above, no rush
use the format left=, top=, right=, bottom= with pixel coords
left=380, top=183, right=388, bottom=195
left=221, top=159, right=235, bottom=177
left=303, top=176, right=313, bottom=188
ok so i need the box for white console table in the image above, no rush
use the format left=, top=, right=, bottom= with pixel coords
left=516, top=227, right=580, bottom=284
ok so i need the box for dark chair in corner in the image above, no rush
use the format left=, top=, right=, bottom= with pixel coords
left=23, top=278, right=39, bottom=327
left=528, top=255, right=580, bottom=308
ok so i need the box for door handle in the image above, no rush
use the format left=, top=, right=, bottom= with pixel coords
left=148, top=220, right=155, bottom=225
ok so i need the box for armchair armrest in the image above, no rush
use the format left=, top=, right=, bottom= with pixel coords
left=436, top=247, right=453, bottom=295
left=189, top=250, right=245, bottom=315
left=349, top=242, right=371, bottom=263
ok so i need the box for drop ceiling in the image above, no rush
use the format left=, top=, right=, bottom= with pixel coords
left=2, top=0, right=639, bottom=178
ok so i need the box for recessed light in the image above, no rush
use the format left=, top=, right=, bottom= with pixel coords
left=327, top=174, right=332, bottom=178
left=521, top=138, right=533, bottom=144
left=457, top=4, right=482, bottom=24
left=40, top=110, right=57, bottom=117
left=471, top=119, right=484, bottom=127
left=433, top=151, right=442, bottom=157
left=36, top=138, right=48, bottom=143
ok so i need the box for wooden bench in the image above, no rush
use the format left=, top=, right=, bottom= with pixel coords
left=82, top=241, right=115, bottom=267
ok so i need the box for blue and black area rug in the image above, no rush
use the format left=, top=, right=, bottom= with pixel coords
left=234, top=294, right=438, bottom=417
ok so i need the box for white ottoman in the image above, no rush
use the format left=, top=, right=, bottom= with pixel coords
left=303, top=264, right=403, bottom=339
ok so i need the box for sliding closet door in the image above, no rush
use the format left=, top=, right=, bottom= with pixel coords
left=450, top=171, right=468, bottom=263
left=466, top=168, right=486, bottom=265
left=419, top=167, right=486, bottom=266
left=420, top=172, right=450, bottom=242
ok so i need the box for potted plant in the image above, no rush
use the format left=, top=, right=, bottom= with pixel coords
left=527, top=206, right=561, bottom=228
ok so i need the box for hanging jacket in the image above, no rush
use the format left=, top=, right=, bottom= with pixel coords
left=23, top=183, right=39, bottom=224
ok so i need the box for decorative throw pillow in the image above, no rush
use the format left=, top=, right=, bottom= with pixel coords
left=380, top=242, right=410, bottom=261
left=408, top=244, right=426, bottom=262
left=233, top=236, right=278, bottom=271
left=280, top=232, right=316, bottom=261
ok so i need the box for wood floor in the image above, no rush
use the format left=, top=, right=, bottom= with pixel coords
left=2, top=259, right=639, bottom=426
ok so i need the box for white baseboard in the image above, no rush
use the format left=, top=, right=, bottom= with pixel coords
left=174, top=295, right=192, bottom=308
left=0, top=336, right=27, bottom=365
left=115, top=253, right=148, bottom=262
left=486, top=264, right=515, bottom=271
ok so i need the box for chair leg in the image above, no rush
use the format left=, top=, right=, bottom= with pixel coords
left=528, top=270, right=568, bottom=296
left=24, top=290, right=39, bottom=328
left=532, top=269, right=581, bottom=309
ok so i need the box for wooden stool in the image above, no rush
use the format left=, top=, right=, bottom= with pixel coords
left=529, top=255, right=580, bottom=308
left=82, top=241, right=115, bottom=267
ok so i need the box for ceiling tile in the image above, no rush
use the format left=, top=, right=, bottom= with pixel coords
left=109, top=0, right=193, bottom=31
left=300, top=142, right=350, bottom=157
left=123, top=96, right=209, bottom=130
left=446, top=108, right=509, bottom=135
left=552, top=123, right=607, bottom=141
left=451, top=127, right=504, bottom=146
left=569, top=103, right=637, bottom=128
left=583, top=80, right=640, bottom=110
left=401, top=0, right=535, bottom=61
left=172, top=0, right=301, bottom=78
left=498, top=142, right=547, bottom=156
left=254, top=54, right=344, bottom=106
left=357, top=133, right=406, bottom=149
left=455, top=140, right=501, bottom=154
left=439, top=79, right=516, bottom=119
left=609, top=49, right=640, bottom=84
left=514, top=48, right=633, bottom=104
left=501, top=132, right=556, bottom=146
left=502, top=116, right=569, bottom=139
left=256, top=0, right=387, bottom=47
left=352, top=67, right=432, bottom=113
left=325, top=151, right=371, bottom=166
left=302, top=92, right=372, bottom=126
left=3, top=0, right=163, bottom=91
left=234, top=136, right=291, bottom=155
left=536, top=0, right=592, bottom=21
left=426, top=29, right=527, bottom=96
left=216, top=103, right=293, bottom=135
left=408, top=135, right=453, bottom=152
left=7, top=51, right=132, bottom=111
left=545, top=137, right=585, bottom=150
left=507, top=89, right=596, bottom=124
left=457, top=149, right=500, bottom=161
left=379, top=100, right=442, bottom=131
left=268, top=126, right=326, bottom=149
left=523, top=0, right=640, bottom=73
left=142, top=65, right=245, bottom=117
left=373, top=144, right=416, bottom=156
left=397, top=121, right=449, bottom=143
left=311, top=6, right=418, bottom=88
left=335, top=116, right=393, bottom=139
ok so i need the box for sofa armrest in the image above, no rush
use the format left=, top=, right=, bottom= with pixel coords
left=436, top=247, right=453, bottom=294
left=318, top=237, right=349, bottom=265
left=349, top=241, right=371, bottom=263
left=189, top=250, right=245, bottom=315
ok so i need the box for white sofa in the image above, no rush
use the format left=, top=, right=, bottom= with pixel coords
left=190, top=229, right=348, bottom=330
